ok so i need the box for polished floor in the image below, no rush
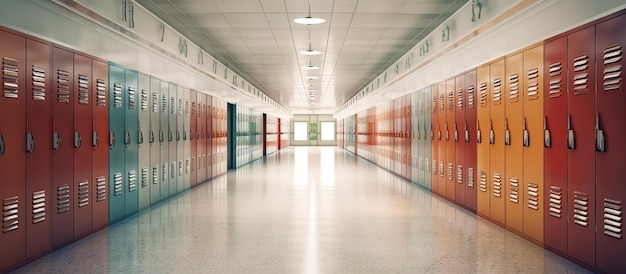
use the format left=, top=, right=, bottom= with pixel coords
left=14, top=147, right=589, bottom=273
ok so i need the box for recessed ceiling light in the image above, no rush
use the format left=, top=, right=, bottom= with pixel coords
left=300, top=49, right=322, bottom=56
left=293, top=16, right=326, bottom=25
left=305, top=76, right=318, bottom=79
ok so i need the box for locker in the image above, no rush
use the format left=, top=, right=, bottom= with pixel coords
left=196, top=93, right=205, bottom=183
left=177, top=86, right=186, bottom=191
left=183, top=88, right=191, bottom=190
left=91, top=60, right=109, bottom=230
left=411, top=92, right=420, bottom=185
left=445, top=79, right=456, bottom=201
left=25, top=38, right=52, bottom=260
left=220, top=98, right=227, bottom=174
left=522, top=44, right=544, bottom=244
left=438, top=82, right=447, bottom=196
left=205, top=94, right=212, bottom=179
left=476, top=64, right=491, bottom=218
left=404, top=95, right=411, bottom=180
left=543, top=36, right=569, bottom=256
left=430, top=84, right=439, bottom=194
left=423, top=86, right=432, bottom=190
left=0, top=29, right=26, bottom=271
left=138, top=73, right=151, bottom=210
left=108, top=63, right=125, bottom=223
left=504, top=52, right=524, bottom=234
left=168, top=83, right=178, bottom=195
left=595, top=12, right=626, bottom=273
left=52, top=47, right=75, bottom=246
left=190, top=89, right=197, bottom=187
left=73, top=53, right=94, bottom=238
left=124, top=69, right=139, bottom=216
left=454, top=74, right=466, bottom=206
left=149, top=77, right=161, bottom=203
left=489, top=59, right=506, bottom=226
left=159, top=81, right=170, bottom=199
left=465, top=70, right=478, bottom=212
left=567, top=26, right=596, bottom=268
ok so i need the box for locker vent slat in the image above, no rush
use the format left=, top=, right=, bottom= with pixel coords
left=448, top=91, right=454, bottom=111
left=170, top=162, right=176, bottom=179
left=178, top=99, right=183, bottom=116
left=479, top=170, right=488, bottom=192
left=603, top=45, right=622, bottom=91
left=572, top=55, right=589, bottom=95
left=3, top=196, right=19, bottom=233
left=549, top=62, right=563, bottom=98
left=549, top=185, right=562, bottom=218
left=140, top=89, right=148, bottom=111
left=113, top=83, right=122, bottom=108
left=32, top=190, right=46, bottom=224
left=493, top=78, right=502, bottom=103
left=170, top=96, right=176, bottom=114
left=77, top=180, right=89, bottom=208
left=604, top=45, right=622, bottom=64
left=573, top=55, right=589, bottom=71
left=509, top=73, right=520, bottom=102
left=439, top=161, right=444, bottom=177
left=128, top=170, right=137, bottom=192
left=152, top=92, right=158, bottom=112
left=128, top=86, right=136, bottom=109
left=113, top=172, right=123, bottom=196
left=467, top=167, right=474, bottom=188
left=185, top=101, right=190, bottom=116
left=191, top=102, right=196, bottom=117
left=191, top=157, right=196, bottom=172
left=96, top=176, right=106, bottom=202
left=152, top=165, right=159, bottom=185
left=186, top=158, right=190, bottom=174
left=509, top=177, right=519, bottom=204
left=161, top=94, right=167, bottom=113
left=603, top=198, right=622, bottom=239
left=467, top=85, right=475, bottom=108
left=432, top=159, right=437, bottom=175
left=162, top=163, right=168, bottom=181
left=527, top=182, right=539, bottom=210
left=424, top=157, right=430, bottom=174
left=56, top=184, right=70, bottom=214
left=447, top=163, right=453, bottom=181
left=456, top=165, right=463, bottom=185
left=32, top=65, right=46, bottom=101
left=492, top=173, right=502, bottom=197
left=78, top=74, right=89, bottom=105
left=527, top=68, right=540, bottom=99
left=457, top=88, right=464, bottom=109
left=3, top=57, right=19, bottom=99
left=573, top=191, right=589, bottom=227
left=57, top=69, right=70, bottom=103
left=479, top=82, right=488, bottom=106
left=96, top=79, right=106, bottom=106
left=141, top=167, right=149, bottom=188
left=439, top=94, right=445, bottom=113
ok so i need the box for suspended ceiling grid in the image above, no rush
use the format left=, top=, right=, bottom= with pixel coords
left=136, top=0, right=465, bottom=113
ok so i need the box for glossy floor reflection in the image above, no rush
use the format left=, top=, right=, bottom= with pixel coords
left=13, top=147, right=589, bottom=273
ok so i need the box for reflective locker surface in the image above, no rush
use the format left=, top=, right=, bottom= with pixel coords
left=13, top=147, right=588, bottom=273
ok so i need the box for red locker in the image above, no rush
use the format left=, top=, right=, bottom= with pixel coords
left=446, top=78, right=456, bottom=201
left=567, top=25, right=596, bottom=268
left=455, top=74, right=466, bottom=206
left=465, top=70, right=478, bottom=212
left=73, top=53, right=93, bottom=238
left=430, top=84, right=439, bottom=194
left=211, top=96, right=217, bottom=176
left=51, top=46, right=75, bottom=248
left=595, top=12, right=626, bottom=273
left=405, top=95, right=411, bottom=180
left=91, top=60, right=108, bottom=230
left=543, top=36, right=569, bottom=256
left=221, top=99, right=227, bottom=174
left=205, top=94, right=212, bottom=180
left=190, top=89, right=197, bottom=187
left=25, top=38, right=52, bottom=260
left=438, top=82, right=446, bottom=196
left=0, top=29, right=26, bottom=272
left=489, top=59, right=506, bottom=226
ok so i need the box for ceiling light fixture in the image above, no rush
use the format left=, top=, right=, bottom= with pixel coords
left=303, top=59, right=319, bottom=70
left=300, top=40, right=321, bottom=56
left=293, top=0, right=326, bottom=25
left=305, top=76, right=318, bottom=79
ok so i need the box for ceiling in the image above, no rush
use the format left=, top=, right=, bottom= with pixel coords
left=136, top=0, right=466, bottom=114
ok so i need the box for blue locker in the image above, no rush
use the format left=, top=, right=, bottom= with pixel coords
left=160, top=81, right=170, bottom=199
left=149, top=77, right=161, bottom=204
left=124, top=69, right=139, bottom=216
left=138, top=73, right=151, bottom=210
left=168, top=83, right=178, bottom=195
left=108, top=63, right=126, bottom=223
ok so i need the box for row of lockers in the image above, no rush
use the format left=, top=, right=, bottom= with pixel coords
left=234, top=105, right=263, bottom=168
left=339, top=10, right=625, bottom=273
left=264, top=114, right=279, bottom=155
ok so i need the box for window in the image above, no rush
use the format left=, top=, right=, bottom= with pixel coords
left=294, top=122, right=308, bottom=141
left=320, top=122, right=335, bottom=141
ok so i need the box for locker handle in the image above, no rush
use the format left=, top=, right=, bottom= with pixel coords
left=138, top=130, right=144, bottom=144
left=445, top=122, right=449, bottom=141
left=567, top=115, right=575, bottom=150
left=149, top=130, right=154, bottom=144
left=489, top=119, right=495, bottom=144
left=504, top=119, right=510, bottom=146
left=125, top=130, right=131, bottom=145
left=477, top=120, right=482, bottom=144
left=196, top=131, right=199, bottom=139
left=454, top=122, right=459, bottom=142
left=544, top=116, right=551, bottom=148
left=464, top=121, right=470, bottom=143
left=159, top=130, right=164, bottom=143
left=0, top=133, right=4, bottom=155
left=93, top=131, right=99, bottom=147
left=109, top=131, right=115, bottom=146
left=168, top=130, right=173, bottom=142
left=190, top=130, right=193, bottom=140
left=596, top=114, right=605, bottom=152
left=522, top=117, right=529, bottom=147
left=53, top=131, right=62, bottom=150
left=183, top=130, right=187, bottom=141
left=74, top=131, right=82, bottom=149
left=26, top=132, right=35, bottom=153
left=176, top=130, right=180, bottom=142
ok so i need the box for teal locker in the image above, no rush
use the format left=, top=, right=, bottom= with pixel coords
left=168, top=83, right=178, bottom=195
left=108, top=63, right=126, bottom=223
left=159, top=81, right=170, bottom=199
left=138, top=73, right=151, bottom=210
left=124, top=69, right=139, bottom=216
left=149, top=77, right=161, bottom=204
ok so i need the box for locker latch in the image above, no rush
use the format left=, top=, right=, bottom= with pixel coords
left=74, top=131, right=82, bottom=149
left=477, top=120, right=482, bottom=144
left=464, top=121, right=470, bottom=143
left=416, top=124, right=421, bottom=140
left=125, top=130, right=131, bottom=145
left=454, top=122, right=459, bottom=142
left=176, top=130, right=180, bottom=142
left=445, top=122, right=449, bottom=141
left=489, top=119, right=495, bottom=144
left=596, top=114, right=605, bottom=152
left=159, top=130, right=164, bottom=143
left=26, top=132, right=35, bottom=153
left=522, top=117, right=529, bottom=147
left=138, top=130, right=144, bottom=145
left=504, top=119, right=510, bottom=146
left=183, top=130, right=187, bottom=141
left=93, top=131, right=99, bottom=147
left=149, top=130, right=155, bottom=144
left=168, top=130, right=173, bottom=142
left=544, top=116, right=551, bottom=148
left=195, top=131, right=199, bottom=140
left=53, top=131, right=62, bottom=150
left=0, top=133, right=5, bottom=155
left=109, top=131, right=115, bottom=146
left=567, top=115, right=575, bottom=150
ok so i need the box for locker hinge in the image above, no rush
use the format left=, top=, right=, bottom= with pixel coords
left=596, top=114, right=605, bottom=152
left=26, top=132, right=35, bottom=153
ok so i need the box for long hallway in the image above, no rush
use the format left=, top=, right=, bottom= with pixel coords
left=13, top=147, right=587, bottom=273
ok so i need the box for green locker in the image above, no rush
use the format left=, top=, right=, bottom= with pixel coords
left=149, top=77, right=161, bottom=204
left=124, top=69, right=139, bottom=216
left=137, top=73, right=150, bottom=210
left=159, top=81, right=169, bottom=199
left=108, top=63, right=126, bottom=223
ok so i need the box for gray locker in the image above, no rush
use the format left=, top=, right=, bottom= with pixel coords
left=183, top=88, right=191, bottom=190
left=176, top=85, right=185, bottom=191
left=137, top=73, right=150, bottom=210
left=149, top=77, right=161, bottom=204
left=168, top=83, right=178, bottom=195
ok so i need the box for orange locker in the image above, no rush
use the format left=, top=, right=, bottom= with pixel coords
left=476, top=64, right=491, bottom=218
left=438, top=82, right=447, bottom=196
left=464, top=70, right=478, bottom=212
left=431, top=84, right=439, bottom=194
left=489, top=59, right=506, bottom=226
left=454, top=74, right=466, bottom=207
left=522, top=44, right=544, bottom=244
left=504, top=52, right=524, bottom=233
left=445, top=78, right=456, bottom=201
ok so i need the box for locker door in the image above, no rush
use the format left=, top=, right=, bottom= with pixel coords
left=222, top=99, right=228, bottom=173
left=438, top=82, right=447, bottom=196
left=423, top=86, right=432, bottom=190
left=411, top=92, right=420, bottom=185
left=168, top=83, right=177, bottom=195
left=504, top=52, right=524, bottom=234
left=196, top=94, right=205, bottom=183
left=124, top=69, right=139, bottom=216
left=25, top=38, right=51, bottom=260
left=189, top=89, right=197, bottom=187
left=430, top=84, right=439, bottom=194
left=446, top=79, right=456, bottom=201
left=177, top=86, right=186, bottom=191
left=405, top=95, right=411, bottom=180
left=455, top=75, right=466, bottom=206
left=522, top=45, right=544, bottom=244
left=138, top=73, right=150, bottom=211
left=543, top=36, right=569, bottom=256
left=91, top=60, right=109, bottom=230
left=0, top=30, right=26, bottom=271
left=567, top=26, right=596, bottom=268
left=159, top=81, right=169, bottom=198
left=476, top=64, right=491, bottom=218
left=489, top=59, right=506, bottom=225
left=183, top=88, right=191, bottom=190
left=52, top=47, right=75, bottom=246
left=108, top=63, right=125, bottom=223
left=73, top=53, right=93, bottom=238
left=206, top=94, right=212, bottom=179
left=465, top=70, right=478, bottom=212
left=149, top=77, right=161, bottom=203
left=595, top=12, right=626, bottom=273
